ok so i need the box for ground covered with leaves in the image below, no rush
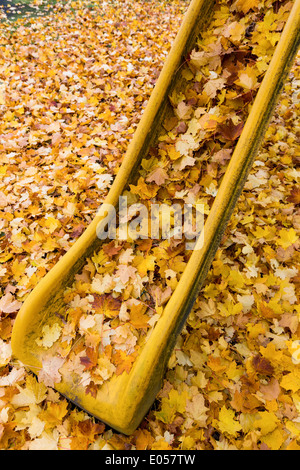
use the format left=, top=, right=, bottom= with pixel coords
left=0, top=0, right=299, bottom=451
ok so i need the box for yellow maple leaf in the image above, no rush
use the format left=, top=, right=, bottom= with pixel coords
left=39, top=401, right=69, bottom=428
left=277, top=228, right=298, bottom=249
left=215, top=406, right=242, bottom=436
left=133, top=254, right=156, bottom=277
left=259, top=341, right=283, bottom=365
left=129, top=177, right=159, bottom=199
left=36, top=323, right=62, bottom=349
left=252, top=225, right=277, bottom=242
left=233, top=0, right=259, bottom=14
left=280, top=372, right=300, bottom=393
left=286, top=440, right=300, bottom=451
left=247, top=322, right=266, bottom=339
left=217, top=299, right=243, bottom=317
left=155, top=389, right=188, bottom=424
left=225, top=361, right=243, bottom=381
left=167, top=144, right=181, bottom=161
left=261, top=428, right=286, bottom=450
left=91, top=249, right=109, bottom=269
left=42, top=238, right=60, bottom=252
left=227, top=269, right=245, bottom=289
left=134, top=429, right=154, bottom=450
left=180, top=436, right=196, bottom=450
left=11, top=375, right=47, bottom=407
left=151, top=439, right=172, bottom=450
left=43, top=217, right=61, bottom=233
left=253, top=411, right=279, bottom=435
left=225, top=21, right=245, bottom=42
left=10, top=259, right=27, bottom=280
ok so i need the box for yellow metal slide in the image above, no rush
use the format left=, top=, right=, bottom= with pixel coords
left=11, top=0, right=300, bottom=434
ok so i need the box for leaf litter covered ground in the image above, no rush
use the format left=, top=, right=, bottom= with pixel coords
left=0, top=0, right=299, bottom=451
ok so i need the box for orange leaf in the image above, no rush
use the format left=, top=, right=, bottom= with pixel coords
left=217, top=119, right=244, bottom=141
left=80, top=347, right=98, bottom=370
left=130, top=303, right=150, bottom=329
left=134, top=429, right=155, bottom=450
left=102, top=240, right=123, bottom=257
left=252, top=354, right=274, bottom=376
left=259, top=301, right=277, bottom=319
left=233, top=0, right=259, bottom=14
left=39, top=401, right=69, bottom=427
left=113, top=350, right=136, bottom=375
left=287, top=186, right=300, bottom=205
left=129, top=177, right=159, bottom=199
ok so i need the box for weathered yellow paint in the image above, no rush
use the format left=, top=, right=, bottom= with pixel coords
left=11, top=0, right=300, bottom=434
